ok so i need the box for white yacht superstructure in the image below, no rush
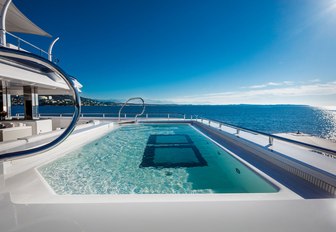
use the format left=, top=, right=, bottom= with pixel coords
left=0, top=1, right=336, bottom=232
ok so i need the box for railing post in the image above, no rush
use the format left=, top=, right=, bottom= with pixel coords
left=103, top=113, right=105, bottom=118
left=124, top=113, right=127, bottom=118
left=191, top=115, right=193, bottom=120
left=0, top=0, right=12, bottom=47
left=146, top=113, right=148, bottom=119
left=48, top=37, right=60, bottom=62
left=269, top=136, right=274, bottom=146
left=208, top=120, right=211, bottom=126
left=183, top=114, right=186, bottom=120
left=168, top=114, right=170, bottom=120
left=219, top=124, right=222, bottom=130
left=236, top=129, right=240, bottom=136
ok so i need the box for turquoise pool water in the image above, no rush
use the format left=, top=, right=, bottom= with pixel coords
left=39, top=124, right=279, bottom=194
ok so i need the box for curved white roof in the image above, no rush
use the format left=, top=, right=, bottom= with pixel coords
left=0, top=0, right=51, bottom=37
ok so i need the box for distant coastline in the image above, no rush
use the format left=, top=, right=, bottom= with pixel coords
left=10, top=104, right=336, bottom=141
left=12, top=95, right=121, bottom=107
left=11, top=95, right=335, bottom=109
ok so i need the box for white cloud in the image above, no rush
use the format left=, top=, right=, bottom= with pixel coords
left=245, top=81, right=294, bottom=89
left=308, top=78, right=321, bottom=83
left=169, top=81, right=336, bottom=105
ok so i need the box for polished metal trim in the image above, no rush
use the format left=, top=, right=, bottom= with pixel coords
left=0, top=47, right=81, bottom=161
left=118, top=97, right=145, bottom=122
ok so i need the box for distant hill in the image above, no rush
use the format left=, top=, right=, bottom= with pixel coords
left=11, top=95, right=173, bottom=106
left=80, top=97, right=119, bottom=106
left=11, top=95, right=120, bottom=106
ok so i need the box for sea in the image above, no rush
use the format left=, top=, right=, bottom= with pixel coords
left=11, top=105, right=336, bottom=141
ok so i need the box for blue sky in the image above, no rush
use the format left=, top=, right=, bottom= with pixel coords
left=14, top=0, right=336, bottom=105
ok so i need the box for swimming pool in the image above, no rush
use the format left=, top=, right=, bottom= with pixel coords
left=39, top=124, right=279, bottom=194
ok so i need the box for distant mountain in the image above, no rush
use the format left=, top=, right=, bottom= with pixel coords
left=11, top=95, right=175, bottom=106
left=80, top=97, right=119, bottom=106
left=11, top=95, right=119, bottom=106
left=84, top=97, right=176, bottom=105
left=94, top=98, right=122, bottom=103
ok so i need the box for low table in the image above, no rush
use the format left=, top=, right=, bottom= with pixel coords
left=22, top=119, right=52, bottom=135
left=0, top=126, right=32, bottom=142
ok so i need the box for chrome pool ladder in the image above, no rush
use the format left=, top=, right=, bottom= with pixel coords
left=118, top=97, right=145, bottom=123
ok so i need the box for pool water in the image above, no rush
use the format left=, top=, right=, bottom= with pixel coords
left=39, top=124, right=279, bottom=194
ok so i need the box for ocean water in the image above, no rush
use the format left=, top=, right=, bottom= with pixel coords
left=12, top=105, right=336, bottom=140
left=39, top=124, right=278, bottom=194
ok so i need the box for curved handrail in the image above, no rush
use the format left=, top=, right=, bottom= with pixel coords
left=195, top=117, right=336, bottom=157
left=0, top=47, right=81, bottom=161
left=118, top=97, right=145, bottom=122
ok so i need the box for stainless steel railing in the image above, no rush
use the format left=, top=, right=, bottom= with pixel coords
left=195, top=117, right=336, bottom=157
left=33, top=112, right=187, bottom=120
left=2, top=31, right=50, bottom=59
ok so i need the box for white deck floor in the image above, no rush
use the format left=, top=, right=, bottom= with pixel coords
left=275, top=132, right=336, bottom=151
left=0, top=193, right=335, bottom=232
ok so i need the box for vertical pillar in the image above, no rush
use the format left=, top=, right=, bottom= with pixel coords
left=0, top=0, right=12, bottom=47
left=32, top=87, right=39, bottom=119
left=1, top=83, right=11, bottom=120
left=23, top=86, right=39, bottom=120
left=3, top=87, right=11, bottom=119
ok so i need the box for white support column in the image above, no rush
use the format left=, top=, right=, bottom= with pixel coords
left=0, top=0, right=12, bottom=47
left=48, top=37, right=59, bottom=62
left=1, top=85, right=11, bottom=119
left=3, top=88, right=11, bottom=119
left=32, top=86, right=39, bottom=119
